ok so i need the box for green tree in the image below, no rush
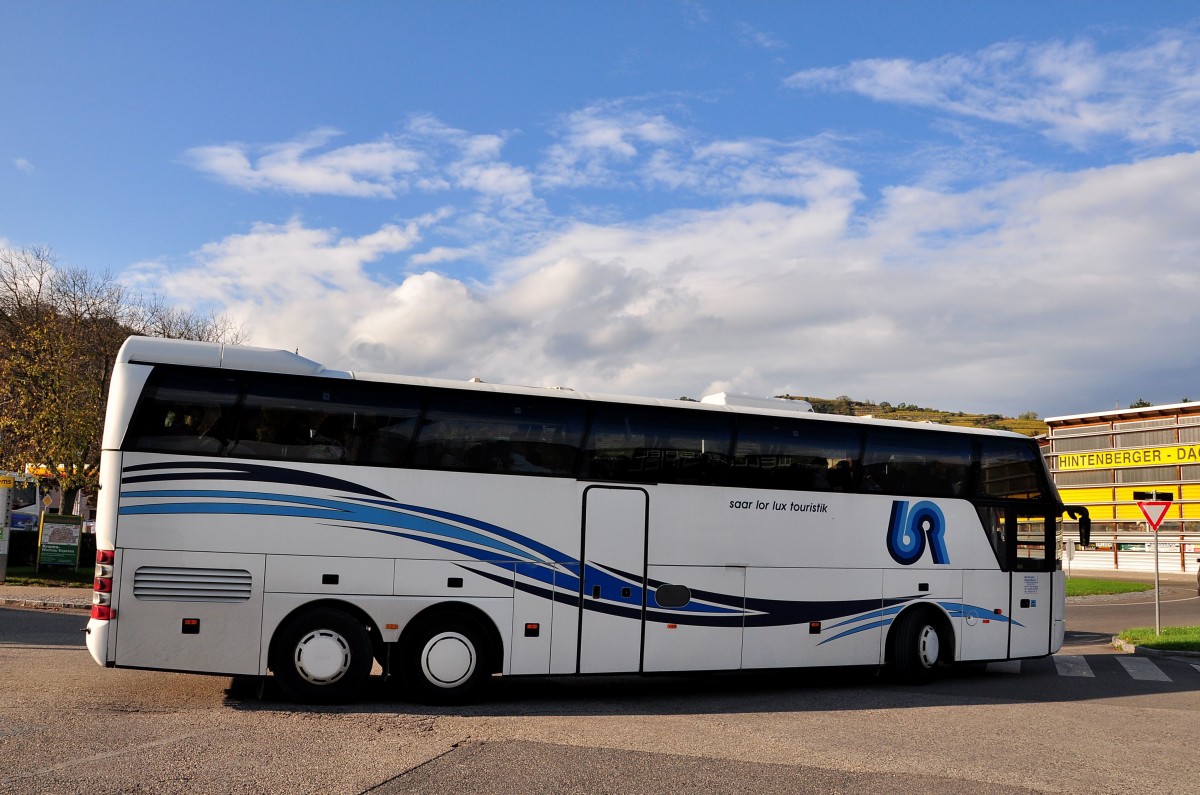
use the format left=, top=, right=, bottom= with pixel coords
left=0, top=246, right=243, bottom=509
left=1129, top=398, right=1152, bottom=409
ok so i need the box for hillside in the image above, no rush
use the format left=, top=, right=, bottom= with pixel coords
left=777, top=395, right=1047, bottom=437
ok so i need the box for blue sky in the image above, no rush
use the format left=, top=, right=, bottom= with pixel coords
left=4, top=3, right=1200, bottom=417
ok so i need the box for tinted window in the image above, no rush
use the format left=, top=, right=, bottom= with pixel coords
left=861, top=428, right=972, bottom=497
left=125, top=368, right=241, bottom=455
left=581, top=407, right=732, bottom=484
left=731, top=418, right=860, bottom=491
left=412, top=392, right=585, bottom=476
left=230, top=377, right=421, bottom=465
left=978, top=438, right=1048, bottom=500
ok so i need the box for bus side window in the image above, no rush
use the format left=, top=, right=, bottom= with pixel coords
left=230, top=378, right=422, bottom=465
left=730, top=419, right=860, bottom=492
left=582, top=408, right=733, bottom=485
left=861, top=428, right=972, bottom=498
left=412, top=393, right=586, bottom=476
left=323, top=385, right=421, bottom=467
left=124, top=368, right=241, bottom=455
left=977, top=438, right=1047, bottom=500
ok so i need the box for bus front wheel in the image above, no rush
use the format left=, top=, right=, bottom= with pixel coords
left=890, top=609, right=947, bottom=683
left=270, top=607, right=372, bottom=704
left=400, top=614, right=492, bottom=705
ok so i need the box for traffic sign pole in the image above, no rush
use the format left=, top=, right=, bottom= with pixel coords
left=1154, top=530, right=1160, bottom=635
left=1134, top=491, right=1174, bottom=635
left=0, top=476, right=12, bottom=584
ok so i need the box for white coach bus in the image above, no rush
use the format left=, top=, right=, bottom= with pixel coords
left=85, top=337, right=1089, bottom=704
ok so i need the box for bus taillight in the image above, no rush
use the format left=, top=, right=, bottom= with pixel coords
left=93, top=549, right=115, bottom=621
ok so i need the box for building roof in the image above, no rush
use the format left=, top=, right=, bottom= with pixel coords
left=1045, top=401, right=1200, bottom=426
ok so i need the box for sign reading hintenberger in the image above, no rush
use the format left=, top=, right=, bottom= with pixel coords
left=1057, top=443, right=1200, bottom=471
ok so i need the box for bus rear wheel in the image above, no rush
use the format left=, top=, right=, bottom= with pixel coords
left=890, top=608, right=947, bottom=683
left=270, top=607, right=372, bottom=704
left=400, top=614, right=492, bottom=705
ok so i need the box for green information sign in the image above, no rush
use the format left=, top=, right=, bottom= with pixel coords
left=38, top=514, right=83, bottom=566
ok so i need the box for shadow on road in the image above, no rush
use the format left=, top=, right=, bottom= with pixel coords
left=225, top=644, right=1200, bottom=719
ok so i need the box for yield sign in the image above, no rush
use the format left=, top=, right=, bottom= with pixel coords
left=1138, top=501, right=1172, bottom=531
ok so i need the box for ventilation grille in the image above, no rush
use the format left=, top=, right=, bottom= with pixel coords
left=133, top=566, right=253, bottom=602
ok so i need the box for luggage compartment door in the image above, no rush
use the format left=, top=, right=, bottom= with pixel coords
left=114, top=549, right=266, bottom=675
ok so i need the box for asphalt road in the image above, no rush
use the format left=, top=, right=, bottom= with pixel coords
left=2, top=599, right=1199, bottom=795
left=1064, top=583, right=1199, bottom=638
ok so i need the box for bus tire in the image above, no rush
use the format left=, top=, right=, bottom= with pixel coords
left=400, top=614, right=491, bottom=705
left=890, top=608, right=947, bottom=684
left=270, top=607, right=372, bottom=704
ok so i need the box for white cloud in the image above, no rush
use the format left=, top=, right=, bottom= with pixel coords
left=408, top=246, right=481, bottom=266
left=183, top=121, right=537, bottom=205
left=540, top=103, right=688, bottom=188
left=128, top=215, right=439, bottom=357
left=13, top=158, right=35, bottom=174
left=785, top=31, right=1200, bottom=148
left=181, top=106, right=854, bottom=214
left=737, top=22, right=786, bottom=51
left=158, top=28, right=1200, bottom=416
left=184, top=128, right=424, bottom=197
left=152, top=149, right=1200, bottom=415
left=537, top=102, right=859, bottom=206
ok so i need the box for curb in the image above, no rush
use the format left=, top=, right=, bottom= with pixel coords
left=0, top=597, right=91, bottom=612
left=1111, top=634, right=1200, bottom=658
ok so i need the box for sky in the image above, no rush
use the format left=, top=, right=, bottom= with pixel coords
left=3, top=2, right=1200, bottom=418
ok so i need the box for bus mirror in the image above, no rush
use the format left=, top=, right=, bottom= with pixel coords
left=1065, top=506, right=1091, bottom=547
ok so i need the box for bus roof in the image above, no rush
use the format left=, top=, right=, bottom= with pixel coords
left=117, top=336, right=1027, bottom=440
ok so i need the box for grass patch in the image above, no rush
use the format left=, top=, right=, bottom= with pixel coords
left=1065, top=577, right=1153, bottom=597
left=1118, top=626, right=1200, bottom=652
left=1, top=566, right=92, bottom=588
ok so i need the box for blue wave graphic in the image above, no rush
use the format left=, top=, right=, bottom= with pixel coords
left=119, top=484, right=748, bottom=622
left=118, top=466, right=1022, bottom=638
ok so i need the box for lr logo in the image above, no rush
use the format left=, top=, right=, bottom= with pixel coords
left=886, top=500, right=949, bottom=565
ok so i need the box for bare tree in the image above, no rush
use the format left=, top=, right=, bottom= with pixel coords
left=133, top=293, right=246, bottom=343
left=0, top=246, right=243, bottom=510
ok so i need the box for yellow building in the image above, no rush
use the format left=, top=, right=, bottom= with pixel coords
left=1045, top=401, right=1200, bottom=532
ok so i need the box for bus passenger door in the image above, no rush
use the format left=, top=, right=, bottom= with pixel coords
left=1008, top=512, right=1055, bottom=658
left=578, top=486, right=648, bottom=674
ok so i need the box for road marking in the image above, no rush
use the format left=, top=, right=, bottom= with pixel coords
left=1116, top=657, right=1171, bottom=682
left=986, top=661, right=1021, bottom=674
left=1072, top=595, right=1200, bottom=607
left=1053, top=655, right=1095, bottom=677
left=1191, top=664, right=1200, bottom=676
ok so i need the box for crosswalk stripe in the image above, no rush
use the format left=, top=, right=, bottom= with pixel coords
left=986, top=660, right=1022, bottom=674
left=1116, top=656, right=1171, bottom=682
left=1053, top=655, right=1095, bottom=677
